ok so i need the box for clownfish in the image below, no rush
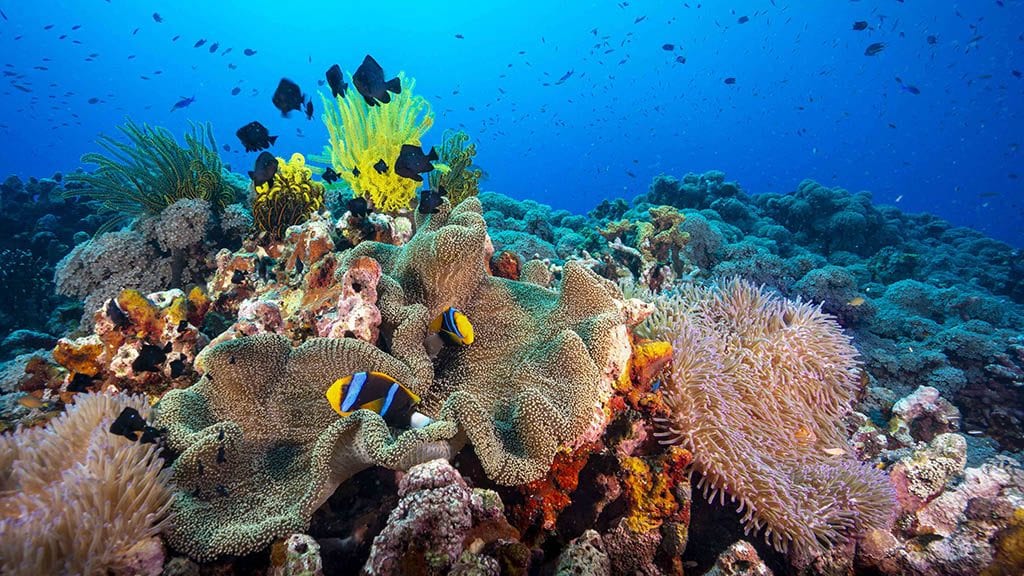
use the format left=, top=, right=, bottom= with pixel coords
left=325, top=371, right=430, bottom=428
left=429, top=307, right=474, bottom=346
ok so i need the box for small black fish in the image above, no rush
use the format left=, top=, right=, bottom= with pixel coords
left=109, top=407, right=160, bottom=444
left=169, top=356, right=187, bottom=378
left=215, top=484, right=228, bottom=497
left=216, top=445, right=226, bottom=464
left=294, top=257, right=304, bottom=276
left=347, top=196, right=369, bottom=217
left=662, top=43, right=674, bottom=51
left=132, top=341, right=171, bottom=373
left=231, top=269, right=247, bottom=284
left=231, top=86, right=241, bottom=96
left=222, top=144, right=230, bottom=152
left=723, top=77, right=737, bottom=84
left=394, top=144, right=438, bottom=182
left=249, top=151, right=279, bottom=187
left=194, top=38, right=206, bottom=48
left=864, top=42, right=886, bottom=56
left=418, top=186, right=446, bottom=215
left=243, top=48, right=257, bottom=56
left=209, top=42, right=219, bottom=53
left=352, top=167, right=361, bottom=177
left=326, top=64, right=348, bottom=98
left=322, top=167, right=340, bottom=184
left=737, top=15, right=749, bottom=24
left=852, top=21, right=868, bottom=31
left=272, top=78, right=304, bottom=116
left=455, top=33, right=464, bottom=39
left=236, top=121, right=277, bottom=152
left=374, top=159, right=388, bottom=174
left=675, top=55, right=687, bottom=64
left=305, top=100, right=313, bottom=120
left=927, top=35, right=938, bottom=45
left=352, top=55, right=401, bottom=106
left=257, top=256, right=274, bottom=281
left=152, top=12, right=163, bottom=23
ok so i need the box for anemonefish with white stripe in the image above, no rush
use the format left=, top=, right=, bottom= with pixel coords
left=325, top=371, right=431, bottom=428
left=428, top=307, right=474, bottom=346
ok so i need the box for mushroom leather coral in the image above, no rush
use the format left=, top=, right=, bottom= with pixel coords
left=340, top=197, right=635, bottom=486
left=155, top=197, right=636, bottom=560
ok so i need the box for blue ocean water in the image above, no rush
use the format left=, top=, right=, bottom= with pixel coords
left=0, top=0, right=1021, bottom=246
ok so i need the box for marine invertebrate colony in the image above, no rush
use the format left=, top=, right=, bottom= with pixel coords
left=252, top=153, right=326, bottom=239
left=0, top=392, right=174, bottom=575
left=320, top=73, right=433, bottom=212
left=427, top=129, right=483, bottom=207
left=154, top=197, right=640, bottom=560
left=65, top=119, right=236, bottom=231
left=649, top=279, right=895, bottom=561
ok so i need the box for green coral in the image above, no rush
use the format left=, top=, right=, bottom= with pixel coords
left=427, top=129, right=483, bottom=207
left=65, top=119, right=238, bottom=232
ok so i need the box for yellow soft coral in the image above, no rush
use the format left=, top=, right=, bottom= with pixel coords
left=320, top=73, right=433, bottom=212
left=253, top=153, right=325, bottom=239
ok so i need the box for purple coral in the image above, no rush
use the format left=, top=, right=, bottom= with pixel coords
left=365, top=459, right=507, bottom=575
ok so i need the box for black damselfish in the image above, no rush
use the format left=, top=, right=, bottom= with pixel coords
left=418, top=186, right=446, bottom=215
left=394, top=144, right=438, bottom=182
left=322, top=166, right=340, bottom=184
left=236, top=121, right=277, bottom=152
left=326, top=63, right=348, bottom=98
left=272, top=78, right=304, bottom=116
left=249, top=151, right=279, bottom=187
left=352, top=55, right=401, bottom=106
left=109, top=407, right=161, bottom=444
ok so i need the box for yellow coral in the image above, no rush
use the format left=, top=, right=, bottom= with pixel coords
left=320, top=73, right=433, bottom=212
left=983, top=507, right=1024, bottom=576
left=621, top=456, right=677, bottom=533
left=253, top=153, right=325, bottom=239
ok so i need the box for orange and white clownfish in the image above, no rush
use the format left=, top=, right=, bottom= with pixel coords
left=325, top=371, right=431, bottom=428
left=428, top=307, right=474, bottom=346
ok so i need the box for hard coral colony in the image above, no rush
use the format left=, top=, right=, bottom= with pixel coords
left=0, top=49, right=1020, bottom=576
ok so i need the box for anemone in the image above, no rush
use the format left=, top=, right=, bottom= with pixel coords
left=65, top=118, right=237, bottom=232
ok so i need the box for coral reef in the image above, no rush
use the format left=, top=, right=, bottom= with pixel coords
left=51, top=286, right=210, bottom=397
left=252, top=153, right=326, bottom=239
left=320, top=73, right=433, bottom=212
left=0, top=392, right=174, bottom=576
left=152, top=196, right=642, bottom=560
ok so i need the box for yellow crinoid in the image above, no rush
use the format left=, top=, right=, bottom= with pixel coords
left=320, top=73, right=433, bottom=212
left=252, top=153, right=325, bottom=239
